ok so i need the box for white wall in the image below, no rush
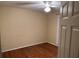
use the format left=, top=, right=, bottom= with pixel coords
left=0, top=7, right=2, bottom=51
left=48, top=13, right=59, bottom=46
left=0, top=6, right=48, bottom=52
left=0, top=6, right=59, bottom=52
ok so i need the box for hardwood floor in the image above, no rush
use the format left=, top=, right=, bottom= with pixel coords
left=2, top=43, right=58, bottom=58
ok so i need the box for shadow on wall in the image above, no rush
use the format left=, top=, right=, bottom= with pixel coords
left=0, top=32, right=2, bottom=57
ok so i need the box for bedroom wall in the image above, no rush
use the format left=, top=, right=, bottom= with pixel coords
left=48, top=13, right=59, bottom=46
left=0, top=7, right=1, bottom=57
left=0, top=6, right=48, bottom=52
left=0, top=6, right=59, bottom=52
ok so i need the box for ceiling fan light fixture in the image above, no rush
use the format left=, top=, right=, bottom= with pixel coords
left=44, top=7, right=51, bottom=13
left=45, top=2, right=50, bottom=7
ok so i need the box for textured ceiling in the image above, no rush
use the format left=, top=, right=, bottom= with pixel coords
left=0, top=1, right=61, bottom=13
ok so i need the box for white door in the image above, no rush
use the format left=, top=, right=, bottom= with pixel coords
left=58, top=1, right=79, bottom=58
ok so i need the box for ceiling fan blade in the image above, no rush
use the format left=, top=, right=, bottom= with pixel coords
left=13, top=2, right=40, bottom=5
left=50, top=5, right=58, bottom=8
left=20, top=4, right=45, bottom=8
left=50, top=1, right=61, bottom=7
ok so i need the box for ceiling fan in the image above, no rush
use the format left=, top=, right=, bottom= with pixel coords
left=2, top=1, right=61, bottom=13
left=43, top=1, right=58, bottom=12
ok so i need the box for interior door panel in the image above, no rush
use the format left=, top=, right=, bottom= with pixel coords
left=70, top=26, right=79, bottom=57
left=60, top=26, right=67, bottom=57
left=59, top=1, right=79, bottom=58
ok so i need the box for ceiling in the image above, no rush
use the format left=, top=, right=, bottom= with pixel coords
left=0, top=1, right=61, bottom=13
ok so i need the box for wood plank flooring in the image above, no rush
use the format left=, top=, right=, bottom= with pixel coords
left=2, top=43, right=58, bottom=58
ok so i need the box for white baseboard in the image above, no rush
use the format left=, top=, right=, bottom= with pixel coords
left=2, top=41, right=46, bottom=52
left=2, top=45, right=28, bottom=52
left=47, top=42, right=58, bottom=47
left=2, top=42, right=58, bottom=52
